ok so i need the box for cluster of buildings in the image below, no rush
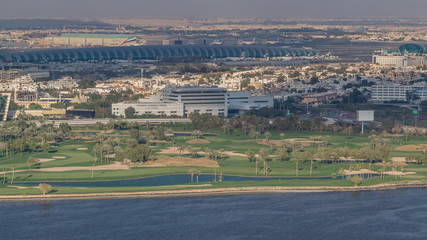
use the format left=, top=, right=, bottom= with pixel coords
left=372, top=43, right=427, bottom=68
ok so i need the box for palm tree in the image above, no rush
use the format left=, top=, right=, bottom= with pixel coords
left=10, top=164, right=15, bottom=184
left=189, top=168, right=196, bottom=182
left=344, top=127, right=354, bottom=138
left=222, top=123, right=231, bottom=135
left=219, top=149, right=225, bottom=159
left=178, top=145, right=187, bottom=155
left=275, top=148, right=289, bottom=162
left=259, top=149, right=270, bottom=176
left=2, top=168, right=6, bottom=184
left=188, top=169, right=201, bottom=183
left=264, top=132, right=272, bottom=143
left=293, top=151, right=304, bottom=176
left=192, top=130, right=202, bottom=139
left=305, top=149, right=315, bottom=176
left=249, top=130, right=261, bottom=140
left=194, top=170, right=201, bottom=183
left=338, top=168, right=346, bottom=180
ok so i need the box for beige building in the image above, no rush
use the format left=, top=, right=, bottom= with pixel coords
left=302, top=91, right=338, bottom=104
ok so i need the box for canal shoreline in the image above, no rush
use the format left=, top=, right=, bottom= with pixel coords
left=1, top=181, right=427, bottom=202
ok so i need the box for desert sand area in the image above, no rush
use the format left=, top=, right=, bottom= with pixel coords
left=136, top=156, right=220, bottom=168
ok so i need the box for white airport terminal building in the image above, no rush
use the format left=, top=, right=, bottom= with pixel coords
left=111, top=85, right=274, bottom=117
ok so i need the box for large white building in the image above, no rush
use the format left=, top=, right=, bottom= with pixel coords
left=372, top=53, right=427, bottom=68
left=111, top=85, right=274, bottom=118
left=371, top=84, right=427, bottom=102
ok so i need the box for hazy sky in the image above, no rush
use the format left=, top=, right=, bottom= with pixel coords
left=2, top=0, right=427, bottom=19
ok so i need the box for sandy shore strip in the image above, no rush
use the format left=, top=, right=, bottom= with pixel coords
left=1, top=181, right=427, bottom=202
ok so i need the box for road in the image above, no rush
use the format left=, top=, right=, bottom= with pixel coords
left=36, top=118, right=191, bottom=126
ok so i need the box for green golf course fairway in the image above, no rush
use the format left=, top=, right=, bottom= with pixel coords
left=1, top=130, right=427, bottom=196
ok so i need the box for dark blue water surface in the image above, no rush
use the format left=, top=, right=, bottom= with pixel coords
left=15, top=174, right=358, bottom=188
left=1, top=189, right=427, bottom=240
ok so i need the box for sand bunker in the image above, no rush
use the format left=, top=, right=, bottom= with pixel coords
left=52, top=156, right=67, bottom=159
left=33, top=162, right=129, bottom=172
left=37, top=158, right=55, bottom=163
left=395, top=144, right=427, bottom=152
left=384, top=171, right=416, bottom=176
left=186, top=139, right=211, bottom=144
left=344, top=169, right=378, bottom=175
left=139, top=156, right=219, bottom=168
left=7, top=185, right=34, bottom=189
left=0, top=163, right=129, bottom=174
left=159, top=147, right=246, bottom=157
left=76, top=148, right=88, bottom=150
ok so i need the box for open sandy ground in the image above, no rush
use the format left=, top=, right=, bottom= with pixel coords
left=53, top=156, right=67, bottom=159
left=135, top=156, right=219, bottom=168
left=76, top=148, right=88, bottom=150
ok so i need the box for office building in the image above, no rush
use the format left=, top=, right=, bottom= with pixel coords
left=112, top=85, right=274, bottom=118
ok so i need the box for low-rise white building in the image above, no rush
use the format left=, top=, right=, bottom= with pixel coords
left=228, top=91, right=274, bottom=115
left=39, top=77, right=78, bottom=90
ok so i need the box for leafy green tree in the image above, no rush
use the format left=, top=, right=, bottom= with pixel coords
left=78, top=79, right=96, bottom=89
left=26, top=157, right=39, bottom=170
left=116, top=144, right=154, bottom=163
left=42, top=143, right=51, bottom=152
left=125, top=107, right=136, bottom=119
left=28, top=103, right=43, bottom=109
left=39, top=183, right=52, bottom=195
left=245, top=150, right=257, bottom=162
left=350, top=176, right=363, bottom=187
left=192, top=130, right=203, bottom=139
left=275, top=148, right=289, bottom=162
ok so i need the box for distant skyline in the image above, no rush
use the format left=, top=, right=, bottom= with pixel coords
left=2, top=0, right=427, bottom=19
